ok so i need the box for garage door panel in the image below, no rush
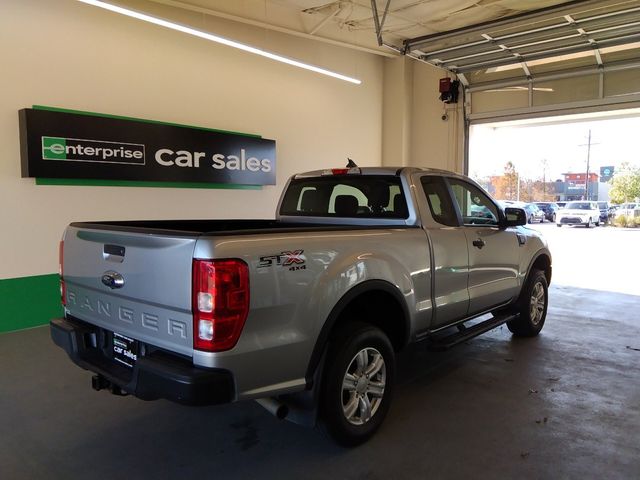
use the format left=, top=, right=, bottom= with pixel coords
left=533, top=75, right=600, bottom=106
left=472, top=90, right=529, bottom=114
left=604, top=69, right=640, bottom=97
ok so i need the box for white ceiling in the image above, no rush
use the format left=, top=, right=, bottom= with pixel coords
left=127, top=1, right=640, bottom=85
left=145, top=0, right=577, bottom=54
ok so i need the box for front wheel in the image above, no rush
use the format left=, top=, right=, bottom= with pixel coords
left=585, top=218, right=592, bottom=228
left=507, top=269, right=548, bottom=337
left=320, top=323, right=395, bottom=447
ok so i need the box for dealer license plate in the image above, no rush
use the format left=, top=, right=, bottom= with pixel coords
left=112, top=332, right=138, bottom=368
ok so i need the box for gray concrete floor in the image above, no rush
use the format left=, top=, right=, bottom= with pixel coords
left=1, top=284, right=639, bottom=479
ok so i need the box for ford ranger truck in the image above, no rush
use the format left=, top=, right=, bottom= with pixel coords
left=51, top=167, right=552, bottom=446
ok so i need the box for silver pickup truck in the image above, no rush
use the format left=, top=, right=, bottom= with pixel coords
left=51, top=166, right=551, bottom=445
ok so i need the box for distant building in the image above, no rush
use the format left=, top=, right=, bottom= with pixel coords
left=554, top=172, right=600, bottom=201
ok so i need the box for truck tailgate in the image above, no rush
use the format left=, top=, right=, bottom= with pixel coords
left=62, top=226, right=197, bottom=356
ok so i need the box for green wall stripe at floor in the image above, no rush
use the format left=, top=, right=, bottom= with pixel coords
left=0, top=274, right=62, bottom=333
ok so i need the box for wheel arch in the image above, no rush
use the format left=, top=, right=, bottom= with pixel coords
left=526, top=250, right=552, bottom=286
left=305, top=280, right=410, bottom=385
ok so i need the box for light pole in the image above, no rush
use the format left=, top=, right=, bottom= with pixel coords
left=579, top=130, right=600, bottom=200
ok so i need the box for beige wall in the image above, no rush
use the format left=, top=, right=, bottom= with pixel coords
left=0, top=0, right=384, bottom=279
left=409, top=62, right=465, bottom=173
left=381, top=57, right=465, bottom=172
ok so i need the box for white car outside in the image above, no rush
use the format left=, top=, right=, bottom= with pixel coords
left=556, top=201, right=600, bottom=228
left=615, top=202, right=640, bottom=218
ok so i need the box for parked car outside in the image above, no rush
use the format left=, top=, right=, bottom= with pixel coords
left=615, top=202, right=640, bottom=218
left=597, top=201, right=611, bottom=224
left=535, top=202, right=559, bottom=222
left=497, top=201, right=543, bottom=224
left=556, top=201, right=600, bottom=227
left=524, top=203, right=545, bottom=223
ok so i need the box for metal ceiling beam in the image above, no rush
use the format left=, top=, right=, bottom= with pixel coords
left=370, top=0, right=392, bottom=47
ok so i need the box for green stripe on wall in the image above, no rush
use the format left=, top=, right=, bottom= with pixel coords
left=0, top=274, right=62, bottom=333
left=36, top=178, right=262, bottom=189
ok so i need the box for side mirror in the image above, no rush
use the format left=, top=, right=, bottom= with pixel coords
left=502, top=207, right=527, bottom=228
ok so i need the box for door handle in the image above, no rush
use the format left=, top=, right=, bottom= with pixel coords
left=472, top=239, right=485, bottom=249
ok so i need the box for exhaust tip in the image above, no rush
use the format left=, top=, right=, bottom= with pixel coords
left=256, top=397, right=289, bottom=420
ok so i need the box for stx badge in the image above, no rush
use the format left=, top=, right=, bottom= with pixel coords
left=259, top=250, right=306, bottom=271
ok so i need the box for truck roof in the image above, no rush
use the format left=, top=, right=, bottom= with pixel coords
left=293, top=166, right=460, bottom=179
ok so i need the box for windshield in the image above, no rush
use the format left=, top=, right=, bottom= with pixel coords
left=566, top=202, right=592, bottom=210
left=280, top=175, right=408, bottom=219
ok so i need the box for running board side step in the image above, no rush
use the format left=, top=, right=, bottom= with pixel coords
left=426, top=313, right=518, bottom=351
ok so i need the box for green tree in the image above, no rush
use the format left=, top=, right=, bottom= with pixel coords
left=609, top=163, right=640, bottom=204
left=503, top=161, right=519, bottom=201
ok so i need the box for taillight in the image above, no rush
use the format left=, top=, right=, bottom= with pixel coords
left=59, top=240, right=66, bottom=306
left=322, top=167, right=362, bottom=176
left=192, top=259, right=250, bottom=352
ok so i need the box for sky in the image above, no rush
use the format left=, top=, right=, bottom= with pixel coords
left=469, top=113, right=640, bottom=182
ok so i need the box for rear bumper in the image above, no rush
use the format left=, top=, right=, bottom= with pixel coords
left=50, top=317, right=234, bottom=406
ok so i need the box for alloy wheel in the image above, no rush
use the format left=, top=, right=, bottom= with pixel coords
left=529, top=282, right=546, bottom=325
left=341, top=348, right=386, bottom=426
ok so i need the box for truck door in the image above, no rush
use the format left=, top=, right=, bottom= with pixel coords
left=419, top=176, right=470, bottom=329
left=447, top=178, right=520, bottom=315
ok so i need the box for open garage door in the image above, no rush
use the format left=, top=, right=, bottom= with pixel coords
left=401, top=0, right=640, bottom=123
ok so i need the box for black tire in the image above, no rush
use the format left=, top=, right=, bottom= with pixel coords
left=556, top=224, right=562, bottom=228
left=319, top=322, right=395, bottom=447
left=551, top=213, right=556, bottom=223
left=585, top=218, right=592, bottom=228
left=507, top=269, right=548, bottom=337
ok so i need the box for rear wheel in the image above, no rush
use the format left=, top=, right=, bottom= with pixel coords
left=507, top=269, right=548, bottom=337
left=319, top=323, right=395, bottom=447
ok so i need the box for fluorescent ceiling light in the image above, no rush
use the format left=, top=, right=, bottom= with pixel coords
left=77, top=0, right=362, bottom=85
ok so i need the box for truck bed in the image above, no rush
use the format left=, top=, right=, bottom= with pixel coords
left=70, top=219, right=414, bottom=236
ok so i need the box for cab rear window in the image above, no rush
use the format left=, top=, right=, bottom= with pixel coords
left=279, top=176, right=408, bottom=219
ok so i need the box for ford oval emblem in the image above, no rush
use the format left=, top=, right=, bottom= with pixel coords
left=101, top=271, right=125, bottom=289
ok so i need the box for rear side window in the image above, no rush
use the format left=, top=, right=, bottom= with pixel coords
left=420, top=176, right=458, bottom=227
left=280, top=175, right=408, bottom=219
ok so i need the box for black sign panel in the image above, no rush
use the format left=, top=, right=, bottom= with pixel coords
left=19, top=108, right=276, bottom=185
left=600, top=166, right=614, bottom=183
